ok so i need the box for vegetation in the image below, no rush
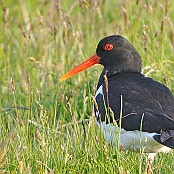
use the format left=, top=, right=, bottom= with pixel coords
left=0, top=0, right=173, bottom=173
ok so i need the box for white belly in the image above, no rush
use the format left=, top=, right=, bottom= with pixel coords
left=95, top=121, right=171, bottom=153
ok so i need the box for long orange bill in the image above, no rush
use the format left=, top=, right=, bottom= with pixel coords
left=59, top=53, right=100, bottom=81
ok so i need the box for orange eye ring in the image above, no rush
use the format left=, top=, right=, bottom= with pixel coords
left=104, top=43, right=114, bottom=51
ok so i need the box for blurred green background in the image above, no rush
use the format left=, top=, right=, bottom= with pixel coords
left=0, top=0, right=174, bottom=173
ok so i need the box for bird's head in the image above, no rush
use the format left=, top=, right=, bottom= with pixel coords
left=59, top=35, right=142, bottom=81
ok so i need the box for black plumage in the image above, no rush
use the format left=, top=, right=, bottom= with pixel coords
left=60, top=35, right=174, bottom=151
left=94, top=35, right=174, bottom=148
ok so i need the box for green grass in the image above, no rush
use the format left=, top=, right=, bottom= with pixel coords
left=0, top=0, right=174, bottom=173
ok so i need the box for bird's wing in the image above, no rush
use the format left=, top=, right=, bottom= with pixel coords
left=94, top=74, right=174, bottom=148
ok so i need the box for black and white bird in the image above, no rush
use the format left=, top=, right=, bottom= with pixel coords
left=60, top=35, right=174, bottom=171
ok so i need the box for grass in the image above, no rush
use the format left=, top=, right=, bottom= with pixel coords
left=0, top=0, right=174, bottom=173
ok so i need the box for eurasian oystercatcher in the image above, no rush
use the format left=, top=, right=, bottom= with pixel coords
left=60, top=35, right=174, bottom=171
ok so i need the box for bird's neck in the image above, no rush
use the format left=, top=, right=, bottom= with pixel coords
left=97, top=68, right=141, bottom=89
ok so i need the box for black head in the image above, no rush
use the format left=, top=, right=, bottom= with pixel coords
left=96, top=35, right=142, bottom=75
left=59, top=35, right=142, bottom=82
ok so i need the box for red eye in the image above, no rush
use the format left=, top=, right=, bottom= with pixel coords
left=104, top=43, right=114, bottom=51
